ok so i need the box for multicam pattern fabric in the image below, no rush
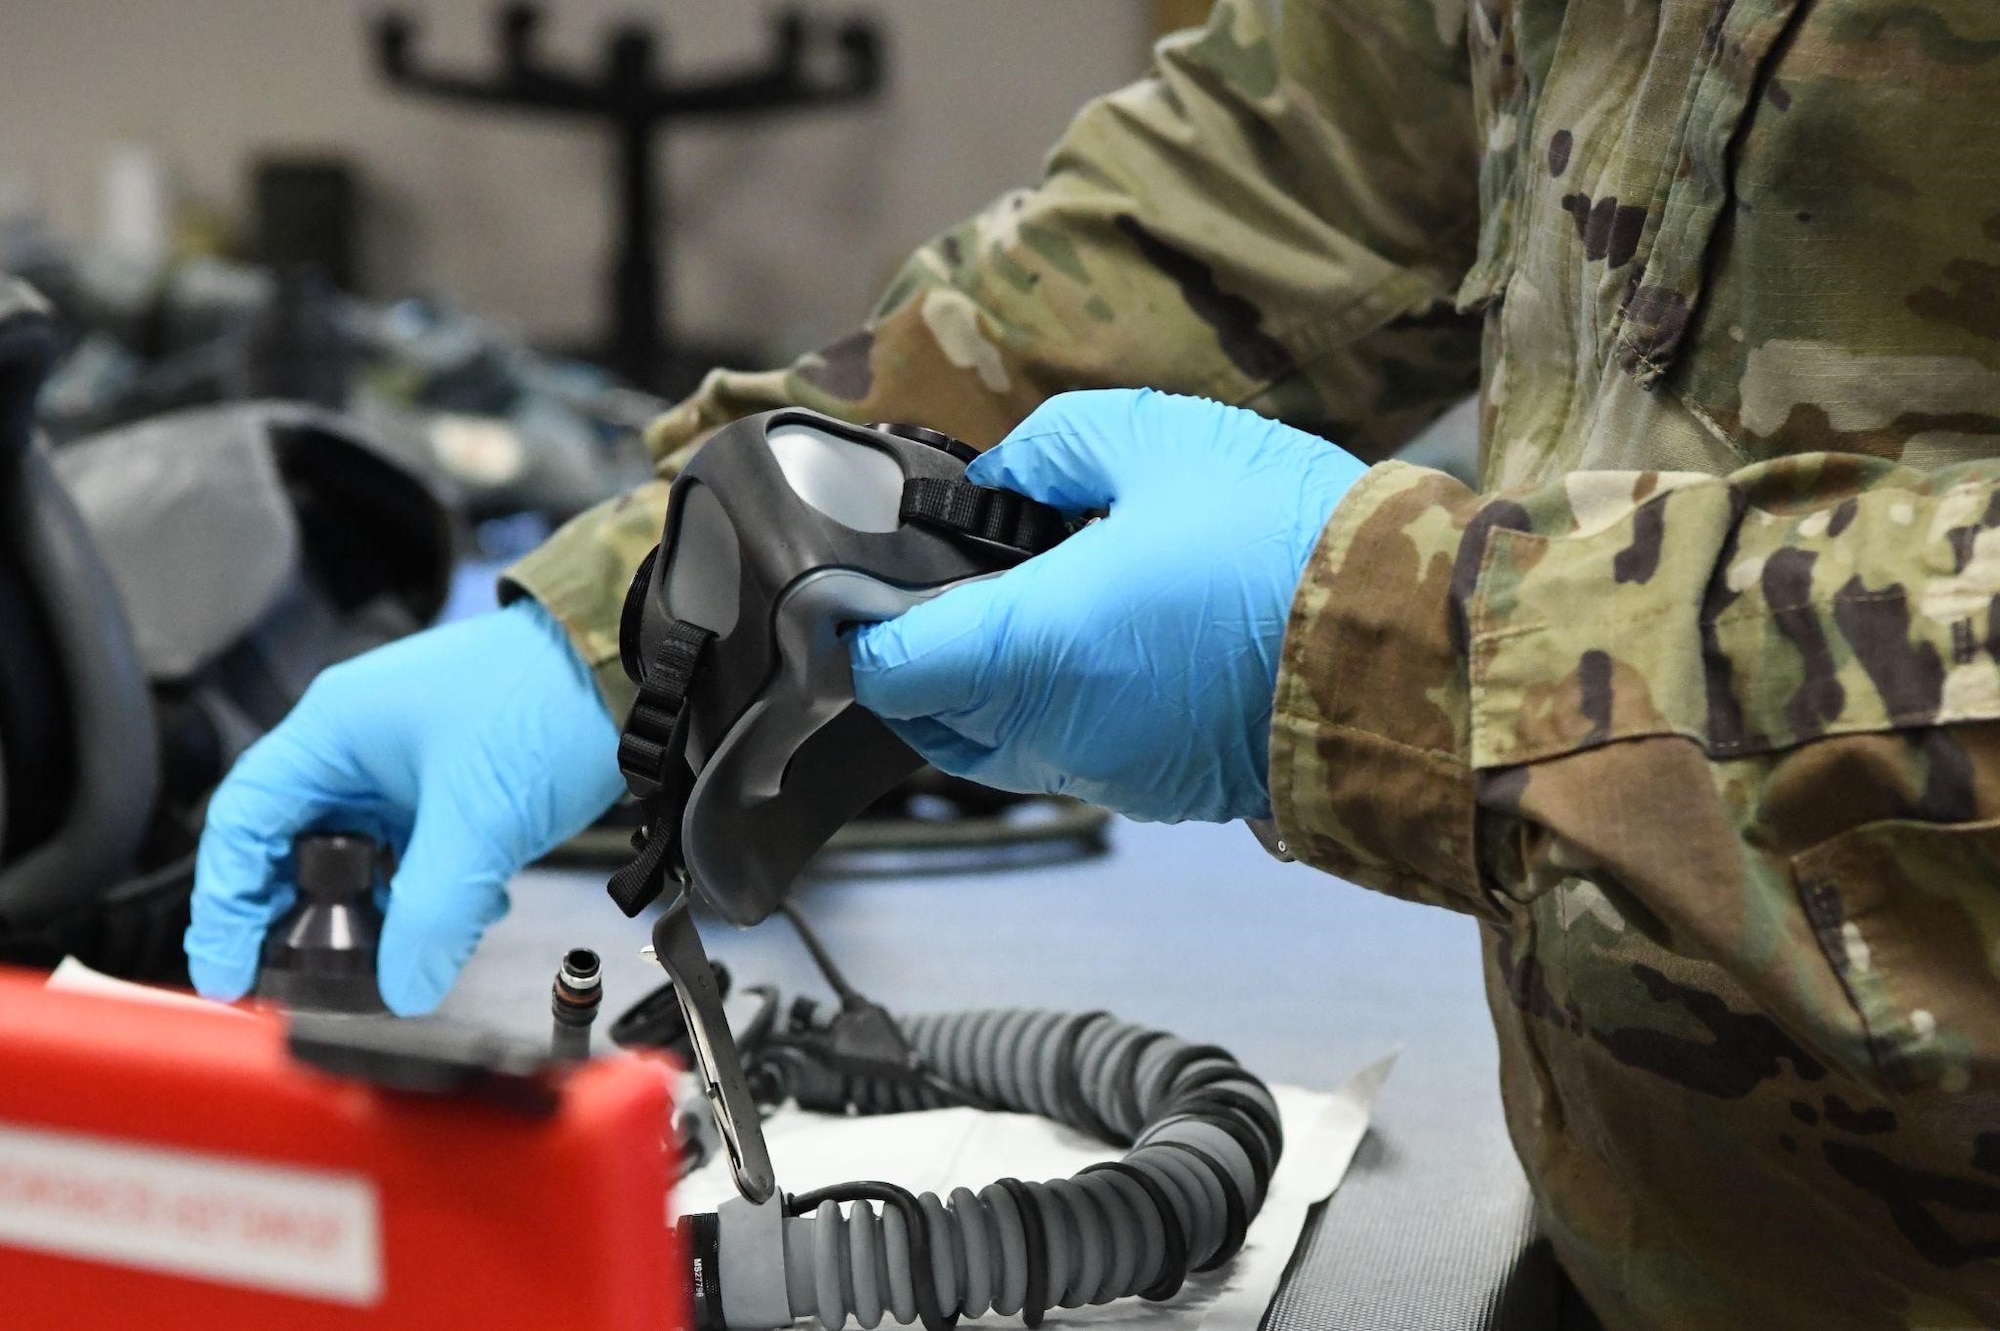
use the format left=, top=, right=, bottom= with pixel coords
left=1278, top=456, right=2000, bottom=1327
left=508, top=0, right=1485, bottom=713
left=507, top=1, right=2000, bottom=1325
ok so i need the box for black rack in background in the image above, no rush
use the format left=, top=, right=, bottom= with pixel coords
left=371, top=4, right=885, bottom=396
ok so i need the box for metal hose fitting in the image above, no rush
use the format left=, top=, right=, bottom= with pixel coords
left=549, top=947, right=603, bottom=1060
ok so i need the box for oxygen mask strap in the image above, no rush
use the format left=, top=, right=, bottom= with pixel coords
left=606, top=616, right=714, bottom=917
left=898, top=476, right=1072, bottom=563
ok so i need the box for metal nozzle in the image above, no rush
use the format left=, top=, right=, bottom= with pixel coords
left=254, top=832, right=389, bottom=1014
left=550, top=947, right=603, bottom=1060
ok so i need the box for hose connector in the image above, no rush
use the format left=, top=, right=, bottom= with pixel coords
left=550, top=947, right=603, bottom=1061
left=680, top=1194, right=790, bottom=1331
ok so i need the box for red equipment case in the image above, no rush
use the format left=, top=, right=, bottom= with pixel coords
left=0, top=968, right=685, bottom=1329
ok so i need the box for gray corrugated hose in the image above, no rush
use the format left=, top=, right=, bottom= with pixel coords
left=699, top=1008, right=1282, bottom=1331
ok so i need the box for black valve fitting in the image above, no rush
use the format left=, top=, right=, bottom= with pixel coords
left=550, top=946, right=604, bottom=1060
left=254, top=832, right=388, bottom=1014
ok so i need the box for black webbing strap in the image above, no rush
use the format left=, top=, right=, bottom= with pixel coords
left=606, top=618, right=714, bottom=917
left=900, top=476, right=1070, bottom=561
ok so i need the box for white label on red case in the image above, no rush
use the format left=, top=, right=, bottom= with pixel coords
left=0, top=1120, right=381, bottom=1304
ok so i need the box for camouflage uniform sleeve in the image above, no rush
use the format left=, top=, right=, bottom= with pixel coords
left=506, top=0, right=1483, bottom=715
left=1275, top=453, right=2000, bottom=1091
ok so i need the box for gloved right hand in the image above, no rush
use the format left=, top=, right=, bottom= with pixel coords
left=185, top=598, right=626, bottom=1016
left=848, top=388, right=1367, bottom=825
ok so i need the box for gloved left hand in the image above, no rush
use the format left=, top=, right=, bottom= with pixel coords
left=848, top=388, right=1368, bottom=824
left=185, top=599, right=626, bottom=1015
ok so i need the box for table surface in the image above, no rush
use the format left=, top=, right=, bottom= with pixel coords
left=441, top=814, right=1505, bottom=1145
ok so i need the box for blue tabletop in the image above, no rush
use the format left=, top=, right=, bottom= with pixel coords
left=442, top=814, right=1503, bottom=1141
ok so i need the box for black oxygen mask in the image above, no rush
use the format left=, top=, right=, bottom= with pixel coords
left=607, top=410, right=1073, bottom=929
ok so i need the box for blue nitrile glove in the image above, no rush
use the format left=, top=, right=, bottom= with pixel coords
left=185, top=599, right=626, bottom=1015
left=848, top=388, right=1367, bottom=824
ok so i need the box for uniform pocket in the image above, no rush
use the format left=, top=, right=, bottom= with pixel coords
left=1793, top=817, right=2000, bottom=1094
left=1665, top=0, right=2000, bottom=465
left=1608, top=0, right=1811, bottom=387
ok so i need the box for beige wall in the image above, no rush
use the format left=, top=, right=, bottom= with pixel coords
left=0, top=1, right=1152, bottom=359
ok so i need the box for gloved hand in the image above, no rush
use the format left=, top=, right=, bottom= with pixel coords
left=848, top=388, right=1367, bottom=824
left=185, top=599, right=626, bottom=1015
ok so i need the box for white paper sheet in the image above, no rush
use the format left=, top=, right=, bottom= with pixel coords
left=676, top=1051, right=1397, bottom=1330
left=45, top=955, right=253, bottom=1016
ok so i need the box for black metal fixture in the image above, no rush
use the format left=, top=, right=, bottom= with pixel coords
left=371, top=4, right=885, bottom=396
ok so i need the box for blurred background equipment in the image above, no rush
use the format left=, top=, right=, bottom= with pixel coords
left=0, top=283, right=158, bottom=970
left=0, top=2, right=1162, bottom=533
left=21, top=238, right=667, bottom=527
left=0, top=4, right=1144, bottom=371
left=252, top=157, right=360, bottom=292
left=374, top=2, right=883, bottom=396
left=0, top=281, right=452, bottom=983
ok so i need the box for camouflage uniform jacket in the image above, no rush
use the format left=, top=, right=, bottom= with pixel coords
left=507, top=1, right=2000, bottom=1325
